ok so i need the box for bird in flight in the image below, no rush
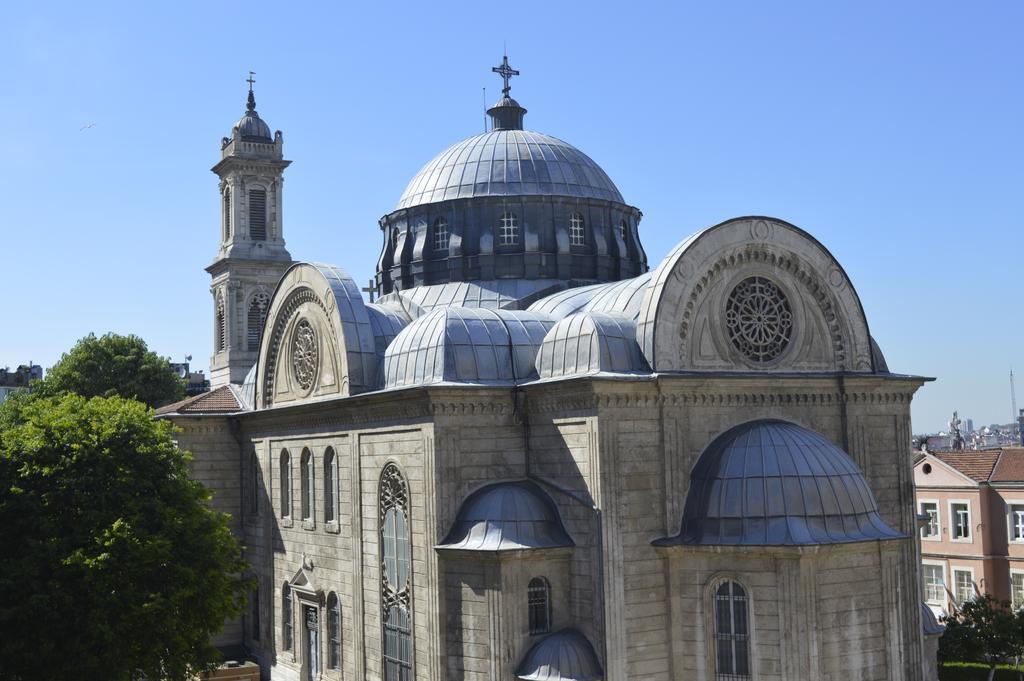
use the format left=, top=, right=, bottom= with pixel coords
left=80, top=123, right=96, bottom=131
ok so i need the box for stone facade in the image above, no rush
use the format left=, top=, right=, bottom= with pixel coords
left=165, top=67, right=936, bottom=681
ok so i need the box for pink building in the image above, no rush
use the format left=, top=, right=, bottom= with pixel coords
left=914, top=448, right=1024, bottom=617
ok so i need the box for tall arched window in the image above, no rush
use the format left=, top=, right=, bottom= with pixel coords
left=498, top=211, right=519, bottom=245
left=433, top=217, right=449, bottom=252
left=380, top=463, right=413, bottom=681
left=618, top=219, right=628, bottom=242
left=300, top=448, right=314, bottom=522
left=216, top=292, right=227, bottom=353
left=223, top=187, right=232, bottom=241
left=282, top=583, right=293, bottom=651
left=280, top=450, right=291, bottom=519
left=250, top=582, right=260, bottom=641
left=249, top=188, right=267, bottom=240
left=528, top=577, right=551, bottom=635
left=324, top=447, right=338, bottom=524
left=327, top=591, right=341, bottom=670
left=250, top=452, right=260, bottom=515
left=713, top=580, right=750, bottom=680
left=569, top=212, right=586, bottom=246
left=247, top=291, right=270, bottom=352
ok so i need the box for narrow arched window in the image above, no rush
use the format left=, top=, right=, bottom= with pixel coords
left=282, top=583, right=293, bottom=651
left=251, top=582, right=261, bottom=641
left=251, top=452, right=260, bottom=515
left=223, top=187, right=232, bottom=241
left=714, top=580, right=750, bottom=680
left=247, top=291, right=270, bottom=352
left=327, top=591, right=341, bottom=670
left=380, top=463, right=413, bottom=680
left=324, top=447, right=338, bottom=524
left=433, top=217, right=449, bottom=252
left=280, top=450, right=291, bottom=519
left=300, top=448, right=313, bottom=521
left=528, top=577, right=551, bottom=635
left=249, top=188, right=267, bottom=240
left=569, top=212, right=586, bottom=246
left=498, top=211, right=519, bottom=245
left=216, top=292, right=227, bottom=353
left=619, top=219, right=628, bottom=242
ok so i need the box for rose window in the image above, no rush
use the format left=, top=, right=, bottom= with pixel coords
left=725, top=277, right=793, bottom=363
left=291, top=319, right=318, bottom=390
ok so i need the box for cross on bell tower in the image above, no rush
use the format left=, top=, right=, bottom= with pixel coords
left=491, top=54, right=519, bottom=97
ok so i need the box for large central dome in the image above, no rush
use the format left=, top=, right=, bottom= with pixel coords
left=375, top=59, right=647, bottom=298
left=396, top=129, right=624, bottom=210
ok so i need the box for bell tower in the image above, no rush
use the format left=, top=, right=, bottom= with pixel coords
left=207, top=74, right=292, bottom=388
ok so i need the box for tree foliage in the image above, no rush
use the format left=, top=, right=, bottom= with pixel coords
left=940, top=594, right=1024, bottom=681
left=35, top=332, right=184, bottom=408
left=0, top=394, right=249, bottom=681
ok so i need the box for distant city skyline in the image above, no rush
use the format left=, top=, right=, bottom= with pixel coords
left=2, top=1, right=1022, bottom=434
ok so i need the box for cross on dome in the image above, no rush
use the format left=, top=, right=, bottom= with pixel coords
left=491, top=54, right=519, bottom=97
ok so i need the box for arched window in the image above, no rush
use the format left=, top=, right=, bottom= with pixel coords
left=498, top=211, right=519, bottom=245
left=249, top=188, right=267, bottom=240
left=619, top=219, right=628, bottom=242
left=280, top=450, right=291, bottom=519
left=300, top=448, right=314, bottom=522
left=569, top=212, right=586, bottom=246
left=251, top=582, right=261, bottom=641
left=713, top=580, right=750, bottom=680
left=433, top=217, right=449, bottom=252
left=528, top=577, right=551, bottom=635
left=380, top=463, right=413, bottom=681
left=250, top=452, right=260, bottom=515
left=247, top=291, right=270, bottom=352
left=324, top=447, right=338, bottom=524
left=327, top=591, right=341, bottom=670
left=282, top=583, right=293, bottom=651
left=216, top=292, right=227, bottom=353
left=223, top=187, right=232, bottom=241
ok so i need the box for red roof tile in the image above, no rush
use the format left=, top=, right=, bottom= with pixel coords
left=990, top=448, right=1024, bottom=483
left=155, top=385, right=241, bottom=415
left=932, top=451, right=1002, bottom=482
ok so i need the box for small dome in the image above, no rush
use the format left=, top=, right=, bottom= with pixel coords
left=396, top=129, right=624, bottom=210
left=657, top=420, right=902, bottom=546
left=516, top=629, right=603, bottom=681
left=235, top=111, right=272, bottom=141
left=536, top=312, right=648, bottom=379
left=382, top=307, right=552, bottom=388
left=437, top=480, right=573, bottom=551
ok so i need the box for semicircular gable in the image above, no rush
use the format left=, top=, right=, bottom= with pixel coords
left=256, top=262, right=378, bottom=408
left=636, top=217, right=874, bottom=373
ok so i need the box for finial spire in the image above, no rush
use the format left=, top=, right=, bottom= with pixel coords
left=491, top=54, right=519, bottom=97
left=246, top=71, right=257, bottom=112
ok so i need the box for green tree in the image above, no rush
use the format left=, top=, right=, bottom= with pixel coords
left=0, top=394, right=249, bottom=681
left=940, top=594, right=1024, bottom=681
left=36, top=332, right=185, bottom=408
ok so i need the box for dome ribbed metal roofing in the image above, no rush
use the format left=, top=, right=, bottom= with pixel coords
left=437, top=480, right=573, bottom=551
left=656, top=420, right=902, bottom=546
left=396, top=129, right=624, bottom=210
left=235, top=111, right=272, bottom=141
left=516, top=629, right=603, bottom=681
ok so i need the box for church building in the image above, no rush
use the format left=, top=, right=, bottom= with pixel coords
left=159, top=59, right=939, bottom=681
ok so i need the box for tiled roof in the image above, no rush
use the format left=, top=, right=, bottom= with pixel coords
left=990, top=448, right=1024, bottom=483
left=932, top=451, right=1002, bottom=482
left=155, top=385, right=242, bottom=416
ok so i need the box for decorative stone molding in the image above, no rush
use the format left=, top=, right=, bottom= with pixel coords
left=636, top=217, right=874, bottom=374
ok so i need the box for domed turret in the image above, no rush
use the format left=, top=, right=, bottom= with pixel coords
left=234, top=86, right=273, bottom=142
left=376, top=56, right=646, bottom=298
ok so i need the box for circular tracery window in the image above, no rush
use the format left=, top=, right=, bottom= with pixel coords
left=725, top=276, right=793, bottom=363
left=291, top=319, right=318, bottom=390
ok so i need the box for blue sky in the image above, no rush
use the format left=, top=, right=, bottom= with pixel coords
left=2, top=1, right=1021, bottom=433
